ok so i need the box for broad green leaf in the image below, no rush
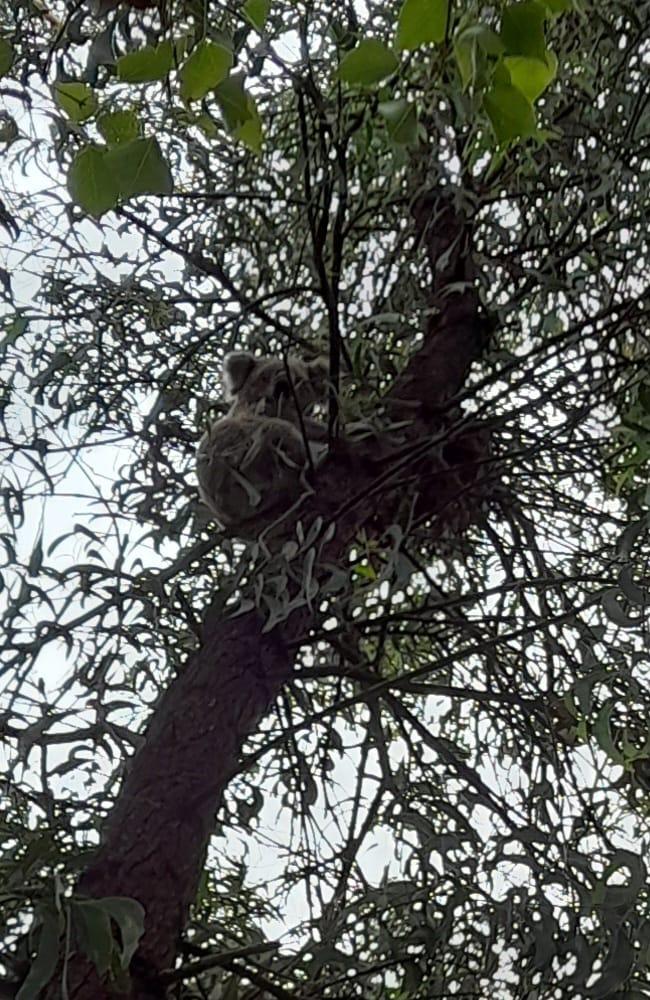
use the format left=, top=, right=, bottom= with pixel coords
left=501, top=1, right=548, bottom=59
left=243, top=0, right=270, bottom=31
left=106, top=138, right=173, bottom=198
left=16, top=911, right=60, bottom=1000
left=236, top=104, right=263, bottom=153
left=179, top=41, right=233, bottom=102
left=378, top=98, right=419, bottom=144
left=484, top=82, right=536, bottom=142
left=504, top=51, right=557, bottom=101
left=67, top=145, right=120, bottom=217
left=97, top=109, right=141, bottom=145
left=117, top=41, right=173, bottom=83
left=215, top=75, right=252, bottom=130
left=95, top=897, right=145, bottom=968
left=54, top=82, right=98, bottom=123
left=396, top=0, right=448, bottom=50
left=338, top=39, right=398, bottom=86
left=71, top=900, right=113, bottom=978
left=215, top=77, right=263, bottom=152
left=0, top=38, right=14, bottom=78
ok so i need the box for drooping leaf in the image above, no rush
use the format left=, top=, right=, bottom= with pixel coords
left=97, top=109, right=141, bottom=145
left=0, top=38, right=14, bottom=78
left=484, top=81, right=536, bottom=142
left=215, top=75, right=252, bottom=130
left=338, top=39, right=399, bottom=86
left=93, top=897, right=145, bottom=969
left=54, top=82, right=98, bottom=123
left=117, top=41, right=174, bottom=83
left=378, top=98, right=419, bottom=144
left=106, top=138, right=173, bottom=198
left=179, top=41, right=233, bottom=102
left=215, top=76, right=264, bottom=152
left=453, top=23, right=504, bottom=89
left=396, top=0, right=448, bottom=50
left=504, top=52, right=557, bottom=101
left=16, top=911, right=60, bottom=1000
left=501, top=1, right=548, bottom=59
left=67, top=145, right=120, bottom=217
left=71, top=900, right=113, bottom=979
left=243, top=0, right=270, bottom=31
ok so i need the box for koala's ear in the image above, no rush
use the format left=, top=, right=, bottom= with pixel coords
left=223, top=352, right=256, bottom=397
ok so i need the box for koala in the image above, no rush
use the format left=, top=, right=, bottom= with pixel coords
left=196, top=351, right=329, bottom=538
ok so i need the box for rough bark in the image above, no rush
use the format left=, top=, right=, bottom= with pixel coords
left=43, top=189, right=489, bottom=998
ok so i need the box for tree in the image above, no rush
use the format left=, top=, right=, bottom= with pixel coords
left=1, top=0, right=650, bottom=997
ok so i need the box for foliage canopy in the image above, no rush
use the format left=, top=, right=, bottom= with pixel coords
left=1, top=0, right=650, bottom=997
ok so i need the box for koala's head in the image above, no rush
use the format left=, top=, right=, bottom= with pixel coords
left=223, top=351, right=328, bottom=416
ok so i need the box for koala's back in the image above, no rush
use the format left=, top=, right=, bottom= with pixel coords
left=197, top=413, right=309, bottom=533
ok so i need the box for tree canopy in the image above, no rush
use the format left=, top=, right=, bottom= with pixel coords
left=1, top=0, right=650, bottom=997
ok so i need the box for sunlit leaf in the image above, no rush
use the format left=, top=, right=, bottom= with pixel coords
left=338, top=39, right=399, bottom=86
left=396, top=0, right=448, bottom=50
left=504, top=51, right=557, bottom=101
left=117, top=41, right=174, bottom=83
left=179, top=41, right=233, bottom=102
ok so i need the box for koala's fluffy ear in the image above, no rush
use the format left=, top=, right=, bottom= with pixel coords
left=223, top=352, right=256, bottom=398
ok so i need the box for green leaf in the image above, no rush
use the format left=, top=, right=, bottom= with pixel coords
left=215, top=75, right=251, bottom=129
left=236, top=105, right=263, bottom=152
left=67, top=145, right=120, bottom=217
left=378, top=98, right=419, bottom=144
left=71, top=900, right=113, bottom=978
left=501, top=1, right=548, bottom=59
left=16, top=911, right=60, bottom=1000
left=504, top=51, right=556, bottom=101
left=338, top=39, right=399, bottom=86
left=0, top=38, right=14, bottom=78
left=179, top=40, right=233, bottom=102
left=97, top=109, right=141, bottom=145
left=453, top=23, right=504, bottom=90
left=54, top=82, right=98, bottom=123
left=243, top=0, right=270, bottom=31
left=106, top=138, right=173, bottom=198
left=484, top=81, right=536, bottom=142
left=541, top=0, right=571, bottom=12
left=396, top=0, right=448, bottom=50
left=215, top=77, right=263, bottom=152
left=117, top=41, right=173, bottom=83
left=94, top=897, right=145, bottom=969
